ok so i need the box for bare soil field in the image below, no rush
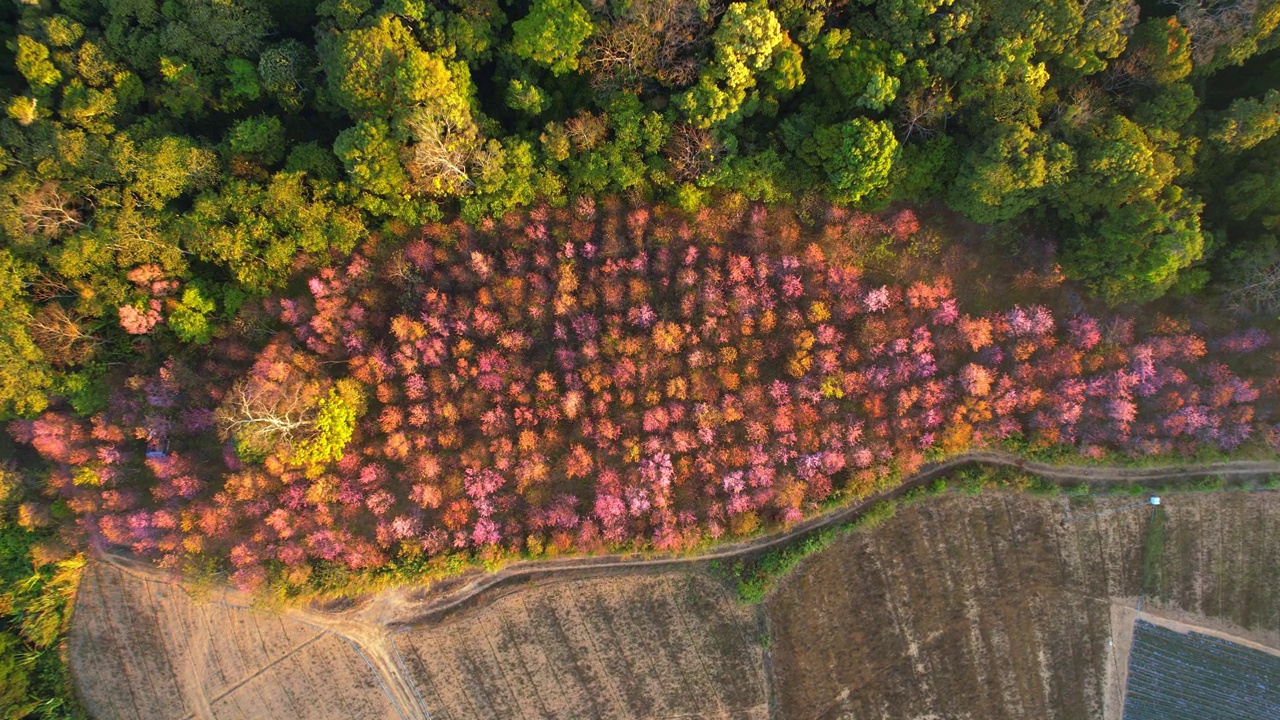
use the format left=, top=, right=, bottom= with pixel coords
left=68, top=455, right=1280, bottom=720
left=393, top=572, right=768, bottom=720
left=69, top=562, right=765, bottom=720
left=69, top=562, right=399, bottom=720
left=766, top=491, right=1280, bottom=720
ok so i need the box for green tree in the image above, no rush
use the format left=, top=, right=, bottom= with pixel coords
left=221, top=57, right=262, bottom=109
left=1060, top=116, right=1176, bottom=222
left=14, top=36, right=62, bottom=91
left=227, top=115, right=287, bottom=167
left=156, top=0, right=272, bottom=72
left=168, top=284, right=215, bottom=344
left=422, top=0, right=507, bottom=64
left=808, top=118, right=900, bottom=205
left=1212, top=89, right=1280, bottom=151
left=888, top=134, right=958, bottom=201
left=505, top=77, right=549, bottom=115
left=181, top=172, right=365, bottom=292
left=461, top=137, right=559, bottom=222
left=1134, top=82, right=1199, bottom=134
left=291, top=383, right=363, bottom=467
left=982, top=0, right=1135, bottom=80
left=157, top=56, right=212, bottom=119
left=333, top=118, right=409, bottom=198
left=258, top=40, right=311, bottom=112
left=949, top=123, right=1073, bottom=223
left=675, top=0, right=793, bottom=128
left=1125, top=16, right=1193, bottom=84
left=131, top=136, right=218, bottom=210
left=323, top=13, right=453, bottom=118
left=59, top=81, right=118, bottom=135
left=1063, top=187, right=1206, bottom=304
left=43, top=15, right=86, bottom=48
left=509, top=0, right=594, bottom=76
left=0, top=251, right=51, bottom=419
left=808, top=30, right=902, bottom=113
left=285, top=142, right=342, bottom=180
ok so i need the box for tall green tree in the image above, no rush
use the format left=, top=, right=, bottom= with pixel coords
left=949, top=123, right=1073, bottom=223
left=808, top=118, right=900, bottom=205
left=1212, top=89, right=1280, bottom=151
left=675, top=0, right=800, bottom=129
left=1063, top=187, right=1206, bottom=304
left=181, top=172, right=365, bottom=292
left=322, top=13, right=454, bottom=118
left=0, top=250, right=51, bottom=418
left=509, top=0, right=593, bottom=76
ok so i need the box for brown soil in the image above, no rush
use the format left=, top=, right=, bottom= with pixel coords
left=766, top=491, right=1280, bottom=720
left=69, top=562, right=401, bottom=720
left=71, top=559, right=765, bottom=720
left=393, top=572, right=768, bottom=719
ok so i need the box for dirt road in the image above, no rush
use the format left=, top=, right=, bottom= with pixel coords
left=348, top=450, right=1280, bottom=629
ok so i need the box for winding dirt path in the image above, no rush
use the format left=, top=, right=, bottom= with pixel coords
left=94, top=450, right=1280, bottom=720
left=354, top=450, right=1280, bottom=629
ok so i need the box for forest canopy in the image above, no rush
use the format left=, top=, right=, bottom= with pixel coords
left=1, top=0, right=1280, bottom=418
left=4, top=3, right=1280, bottom=712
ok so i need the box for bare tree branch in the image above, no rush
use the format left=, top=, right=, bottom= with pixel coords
left=582, top=0, right=716, bottom=93
left=403, top=109, right=485, bottom=196
left=215, top=376, right=316, bottom=455
left=19, top=182, right=83, bottom=238
left=28, top=304, right=102, bottom=367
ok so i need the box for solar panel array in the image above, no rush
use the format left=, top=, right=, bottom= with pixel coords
left=1124, top=619, right=1280, bottom=720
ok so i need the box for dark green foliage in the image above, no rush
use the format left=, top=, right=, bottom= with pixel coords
left=1126, top=17, right=1193, bottom=85
left=810, top=118, right=900, bottom=205
left=258, top=39, right=311, bottom=112
left=181, top=172, right=365, bottom=292
left=227, top=115, right=286, bottom=166
left=1212, top=89, right=1280, bottom=151
left=730, top=526, right=840, bottom=604
left=949, top=123, right=1073, bottom=224
left=1062, top=187, right=1206, bottom=304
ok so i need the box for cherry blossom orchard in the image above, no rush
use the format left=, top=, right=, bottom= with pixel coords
left=10, top=202, right=1278, bottom=590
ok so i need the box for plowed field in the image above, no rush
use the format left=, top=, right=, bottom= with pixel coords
left=394, top=573, right=768, bottom=719
left=766, top=491, right=1280, bottom=720
left=69, top=563, right=399, bottom=720
left=68, top=478, right=1280, bottom=720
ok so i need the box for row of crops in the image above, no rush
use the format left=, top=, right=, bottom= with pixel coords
left=1124, top=620, right=1280, bottom=719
